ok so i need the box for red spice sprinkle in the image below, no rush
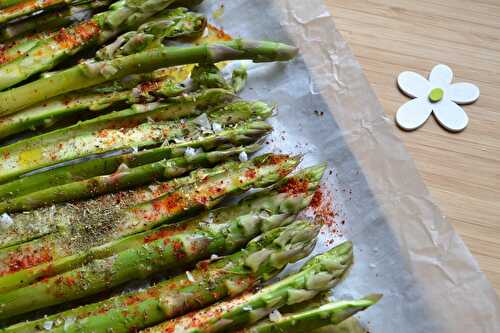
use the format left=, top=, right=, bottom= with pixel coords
left=244, top=168, right=256, bottom=179
left=139, top=80, right=161, bottom=93
left=207, top=24, right=232, bottom=41
left=143, top=225, right=187, bottom=244
left=65, top=276, right=76, bottom=286
left=197, top=260, right=209, bottom=271
left=1, top=246, right=53, bottom=276
left=54, top=20, right=99, bottom=49
left=152, top=192, right=183, bottom=214
left=257, top=154, right=288, bottom=166
left=123, top=294, right=143, bottom=306
left=279, top=178, right=309, bottom=195
left=309, top=187, right=341, bottom=236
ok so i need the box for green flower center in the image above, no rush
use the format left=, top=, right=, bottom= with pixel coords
left=428, top=88, right=444, bottom=103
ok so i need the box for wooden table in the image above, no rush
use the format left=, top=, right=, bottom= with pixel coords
left=325, top=0, right=500, bottom=295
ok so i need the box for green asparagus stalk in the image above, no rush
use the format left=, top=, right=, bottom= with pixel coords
left=0, top=164, right=326, bottom=293
left=0, top=0, right=204, bottom=90
left=0, top=144, right=263, bottom=212
left=143, top=241, right=354, bottom=333
left=0, top=120, right=271, bottom=201
left=241, top=296, right=381, bottom=333
left=2, top=220, right=319, bottom=329
left=0, top=154, right=300, bottom=250
left=0, top=39, right=298, bottom=115
left=0, top=1, right=110, bottom=41
left=0, top=88, right=245, bottom=184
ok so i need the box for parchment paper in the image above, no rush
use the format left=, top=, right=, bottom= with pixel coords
left=199, top=1, right=500, bottom=331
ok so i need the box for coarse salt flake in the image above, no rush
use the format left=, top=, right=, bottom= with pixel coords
left=63, top=316, right=76, bottom=330
left=43, top=321, right=54, bottom=330
left=269, top=309, right=283, bottom=322
left=193, top=113, right=211, bottom=130
left=212, top=122, right=223, bottom=132
left=0, top=213, right=13, bottom=228
left=184, top=147, right=197, bottom=157
left=185, top=271, right=195, bottom=282
left=238, top=151, right=248, bottom=162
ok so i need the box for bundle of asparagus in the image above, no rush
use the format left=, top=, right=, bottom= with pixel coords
left=3, top=220, right=320, bottom=328
left=1, top=153, right=300, bottom=248
left=0, top=0, right=206, bottom=90
left=141, top=241, right=364, bottom=333
left=0, top=1, right=383, bottom=331
left=0, top=165, right=325, bottom=293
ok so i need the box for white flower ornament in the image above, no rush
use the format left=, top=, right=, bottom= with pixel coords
left=396, top=64, right=480, bottom=132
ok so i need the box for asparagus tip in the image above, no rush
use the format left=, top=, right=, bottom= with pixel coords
left=363, top=293, right=383, bottom=304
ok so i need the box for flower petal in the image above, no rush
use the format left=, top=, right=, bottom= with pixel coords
left=396, top=98, right=432, bottom=131
left=432, top=100, right=469, bottom=132
left=397, top=71, right=430, bottom=98
left=429, top=64, right=453, bottom=85
left=448, top=82, right=480, bottom=104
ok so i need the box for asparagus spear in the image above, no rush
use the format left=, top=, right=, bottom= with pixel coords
left=141, top=241, right=354, bottom=333
left=0, top=144, right=263, bottom=212
left=0, top=39, right=298, bottom=115
left=0, top=88, right=246, bottom=184
left=0, top=1, right=108, bottom=42
left=0, top=164, right=326, bottom=293
left=241, top=296, right=381, bottom=333
left=0, top=120, right=271, bottom=201
left=2, top=220, right=319, bottom=329
left=0, top=154, right=300, bottom=250
left=0, top=0, right=204, bottom=90
left=252, top=293, right=368, bottom=333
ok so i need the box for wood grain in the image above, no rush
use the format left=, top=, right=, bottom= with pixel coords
left=325, top=0, right=500, bottom=295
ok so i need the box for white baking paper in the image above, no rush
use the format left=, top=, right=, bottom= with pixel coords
left=199, top=0, right=500, bottom=331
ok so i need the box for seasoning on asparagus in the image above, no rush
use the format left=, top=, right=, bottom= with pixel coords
left=142, top=241, right=354, bottom=333
left=0, top=164, right=326, bottom=293
left=2, top=220, right=319, bottom=329
left=0, top=39, right=298, bottom=116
